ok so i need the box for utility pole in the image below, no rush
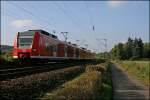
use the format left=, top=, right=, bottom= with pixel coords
left=96, top=38, right=107, bottom=59
left=61, top=32, right=68, bottom=42
left=103, top=39, right=107, bottom=59
left=61, top=32, right=69, bottom=57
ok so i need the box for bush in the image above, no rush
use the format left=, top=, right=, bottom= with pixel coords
left=0, top=51, right=15, bottom=64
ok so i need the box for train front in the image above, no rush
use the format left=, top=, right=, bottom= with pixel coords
left=13, top=31, right=34, bottom=60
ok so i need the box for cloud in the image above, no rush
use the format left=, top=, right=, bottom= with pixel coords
left=10, top=19, right=42, bottom=30
left=10, top=19, right=33, bottom=28
left=107, top=1, right=127, bottom=7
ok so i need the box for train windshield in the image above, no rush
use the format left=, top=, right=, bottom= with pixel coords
left=18, top=32, right=34, bottom=48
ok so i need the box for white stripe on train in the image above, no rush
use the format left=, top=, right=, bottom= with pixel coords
left=13, top=56, right=82, bottom=59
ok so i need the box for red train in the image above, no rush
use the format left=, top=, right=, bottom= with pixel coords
left=13, top=30, right=95, bottom=62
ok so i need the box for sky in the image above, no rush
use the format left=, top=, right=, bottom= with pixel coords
left=1, top=1, right=149, bottom=53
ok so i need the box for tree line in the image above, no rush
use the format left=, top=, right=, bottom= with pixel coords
left=97, top=37, right=149, bottom=60
left=110, top=37, right=150, bottom=60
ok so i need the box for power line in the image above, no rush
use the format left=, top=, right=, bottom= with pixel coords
left=8, top=1, right=52, bottom=30
left=85, top=1, right=94, bottom=31
left=27, top=3, right=57, bottom=30
left=60, top=2, right=95, bottom=49
left=85, top=2, right=108, bottom=53
left=96, top=38, right=107, bottom=55
left=61, top=32, right=69, bottom=42
left=2, top=10, right=19, bottom=20
left=62, top=2, right=89, bottom=32
left=1, top=7, right=48, bottom=30
left=85, top=1, right=101, bottom=52
left=53, top=2, right=87, bottom=34
left=53, top=1, right=91, bottom=48
left=85, top=1, right=97, bottom=35
left=1, top=7, right=23, bottom=19
left=85, top=2, right=98, bottom=38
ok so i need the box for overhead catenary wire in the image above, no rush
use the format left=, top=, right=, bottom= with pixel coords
left=61, top=2, right=89, bottom=47
left=60, top=2, right=95, bottom=49
left=61, top=2, right=90, bottom=33
left=53, top=1, right=90, bottom=48
left=7, top=1, right=53, bottom=30
left=85, top=1, right=94, bottom=32
left=1, top=9, right=29, bottom=30
left=1, top=9, right=19, bottom=20
left=27, top=3, right=57, bottom=31
left=53, top=1, right=88, bottom=35
left=1, top=7, right=23, bottom=19
left=85, top=2, right=107, bottom=53
left=85, top=1, right=100, bottom=52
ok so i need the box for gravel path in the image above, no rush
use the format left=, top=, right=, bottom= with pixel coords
left=111, top=63, right=149, bottom=100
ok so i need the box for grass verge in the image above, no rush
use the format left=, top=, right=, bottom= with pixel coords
left=117, top=61, right=149, bottom=86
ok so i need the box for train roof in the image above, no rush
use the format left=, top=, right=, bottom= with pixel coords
left=28, top=29, right=57, bottom=39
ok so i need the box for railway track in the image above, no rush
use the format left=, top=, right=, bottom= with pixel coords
left=0, top=62, right=59, bottom=70
left=0, top=60, right=103, bottom=80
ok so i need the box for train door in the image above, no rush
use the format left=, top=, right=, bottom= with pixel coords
left=45, top=38, right=51, bottom=56
left=57, top=43, right=65, bottom=57
left=31, top=33, right=39, bottom=56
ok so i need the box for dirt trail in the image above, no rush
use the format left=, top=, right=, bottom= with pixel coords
left=111, top=63, right=149, bottom=100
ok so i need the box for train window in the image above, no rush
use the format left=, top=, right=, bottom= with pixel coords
left=18, top=36, right=33, bottom=48
left=49, top=45, right=53, bottom=51
left=53, top=45, right=57, bottom=52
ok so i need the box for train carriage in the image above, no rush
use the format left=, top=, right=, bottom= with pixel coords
left=13, top=29, right=95, bottom=62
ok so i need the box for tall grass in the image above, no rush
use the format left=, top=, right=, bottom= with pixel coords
left=41, top=63, right=112, bottom=100
left=117, top=61, right=149, bottom=86
left=100, top=62, right=112, bottom=100
left=50, top=71, right=102, bottom=100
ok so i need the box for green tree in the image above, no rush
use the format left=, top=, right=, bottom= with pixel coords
left=110, top=37, right=148, bottom=60
left=116, top=43, right=124, bottom=60
left=132, top=38, right=139, bottom=59
left=143, top=43, right=150, bottom=58
left=132, top=38, right=143, bottom=59
left=138, top=38, right=143, bottom=58
left=110, top=45, right=117, bottom=60
left=125, top=37, right=134, bottom=59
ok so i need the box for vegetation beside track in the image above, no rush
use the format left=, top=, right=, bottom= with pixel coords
left=40, top=62, right=112, bottom=100
left=0, top=50, right=14, bottom=63
left=100, top=62, right=113, bottom=100
left=0, top=66, right=84, bottom=100
left=116, top=61, right=149, bottom=86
